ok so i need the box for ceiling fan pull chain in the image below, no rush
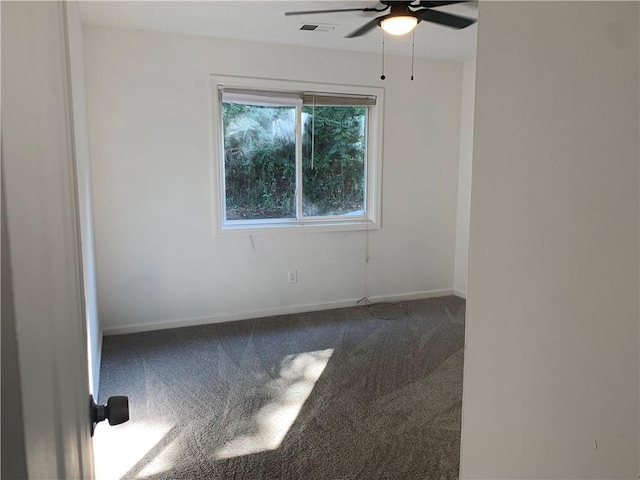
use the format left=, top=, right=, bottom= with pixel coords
left=380, top=30, right=386, bottom=80
left=411, top=29, right=415, bottom=81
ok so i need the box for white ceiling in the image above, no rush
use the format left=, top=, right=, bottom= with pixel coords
left=79, top=1, right=478, bottom=61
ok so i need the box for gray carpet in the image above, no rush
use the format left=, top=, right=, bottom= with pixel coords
left=98, top=296, right=466, bottom=480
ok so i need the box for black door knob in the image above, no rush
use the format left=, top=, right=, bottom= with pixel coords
left=90, top=395, right=129, bottom=436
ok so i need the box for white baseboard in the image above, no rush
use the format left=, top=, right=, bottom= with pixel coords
left=454, top=289, right=467, bottom=299
left=103, top=289, right=455, bottom=336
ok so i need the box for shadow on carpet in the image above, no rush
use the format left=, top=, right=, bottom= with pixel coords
left=94, top=296, right=465, bottom=480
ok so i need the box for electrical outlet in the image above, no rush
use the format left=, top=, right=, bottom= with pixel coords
left=287, top=269, right=297, bottom=284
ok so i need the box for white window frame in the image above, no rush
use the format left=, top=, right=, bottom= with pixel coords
left=211, top=75, right=384, bottom=235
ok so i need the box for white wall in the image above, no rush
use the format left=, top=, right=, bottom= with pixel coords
left=460, top=2, right=639, bottom=479
left=67, top=1, right=101, bottom=397
left=453, top=58, right=476, bottom=297
left=1, top=170, right=28, bottom=480
left=83, top=26, right=464, bottom=334
left=0, top=4, right=28, bottom=477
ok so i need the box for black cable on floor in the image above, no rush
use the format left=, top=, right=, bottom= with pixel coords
left=357, top=296, right=408, bottom=320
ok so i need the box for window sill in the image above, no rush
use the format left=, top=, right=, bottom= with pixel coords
left=216, top=218, right=380, bottom=236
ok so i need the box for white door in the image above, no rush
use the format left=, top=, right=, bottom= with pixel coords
left=2, top=1, right=95, bottom=477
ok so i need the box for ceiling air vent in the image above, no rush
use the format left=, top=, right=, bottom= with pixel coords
left=299, top=24, right=336, bottom=32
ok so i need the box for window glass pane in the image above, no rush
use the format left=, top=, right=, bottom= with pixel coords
left=302, top=106, right=366, bottom=217
left=223, top=103, right=296, bottom=220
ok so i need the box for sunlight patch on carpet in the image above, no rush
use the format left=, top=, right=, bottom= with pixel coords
left=93, top=419, right=173, bottom=480
left=213, top=348, right=334, bottom=460
left=138, top=429, right=187, bottom=478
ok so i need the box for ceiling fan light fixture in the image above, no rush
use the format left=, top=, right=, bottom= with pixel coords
left=380, top=15, right=418, bottom=36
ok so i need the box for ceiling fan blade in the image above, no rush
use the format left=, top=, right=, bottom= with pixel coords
left=285, top=7, right=383, bottom=16
left=345, top=14, right=388, bottom=38
left=418, top=1, right=469, bottom=7
left=415, top=8, right=476, bottom=29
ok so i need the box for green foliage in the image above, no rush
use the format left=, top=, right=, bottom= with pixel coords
left=222, top=102, right=366, bottom=220
left=302, top=105, right=365, bottom=216
left=223, top=103, right=296, bottom=219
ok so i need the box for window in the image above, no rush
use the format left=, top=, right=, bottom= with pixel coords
left=212, top=76, right=383, bottom=233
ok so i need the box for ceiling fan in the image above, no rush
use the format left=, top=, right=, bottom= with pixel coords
left=285, top=1, right=477, bottom=38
